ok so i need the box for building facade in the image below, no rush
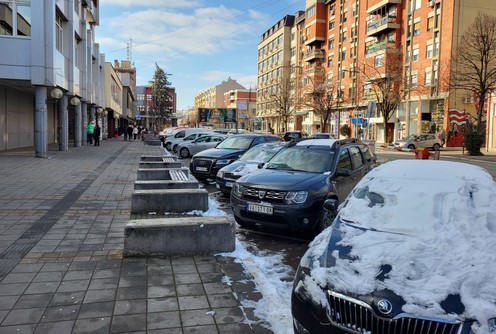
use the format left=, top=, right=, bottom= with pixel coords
left=224, top=89, right=257, bottom=131
left=259, top=0, right=496, bottom=144
left=0, top=0, right=106, bottom=156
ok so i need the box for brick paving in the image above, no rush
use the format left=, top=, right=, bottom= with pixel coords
left=0, top=139, right=270, bottom=334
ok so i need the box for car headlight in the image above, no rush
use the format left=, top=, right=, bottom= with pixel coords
left=232, top=183, right=244, bottom=197
left=216, top=159, right=232, bottom=166
left=217, top=171, right=224, bottom=178
left=285, top=191, right=308, bottom=204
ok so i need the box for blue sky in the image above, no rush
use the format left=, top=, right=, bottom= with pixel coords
left=97, top=0, right=303, bottom=111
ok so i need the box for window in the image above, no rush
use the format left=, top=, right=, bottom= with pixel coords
left=425, top=70, right=432, bottom=86
left=375, top=54, right=384, bottom=67
left=349, top=147, right=364, bottom=169
left=56, top=14, right=64, bottom=52
left=427, top=17, right=434, bottom=31
left=0, top=0, right=31, bottom=36
left=328, top=39, right=335, bottom=49
left=329, top=20, right=335, bottom=30
left=413, top=22, right=420, bottom=36
left=411, top=73, right=418, bottom=87
left=412, top=47, right=419, bottom=62
left=75, top=35, right=82, bottom=68
left=426, top=44, right=433, bottom=58
left=328, top=57, right=333, bottom=67
left=337, top=149, right=352, bottom=170
left=307, top=5, right=315, bottom=18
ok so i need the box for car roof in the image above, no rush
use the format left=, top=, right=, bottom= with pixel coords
left=230, top=134, right=280, bottom=138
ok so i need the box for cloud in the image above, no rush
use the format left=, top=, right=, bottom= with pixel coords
left=101, top=0, right=200, bottom=8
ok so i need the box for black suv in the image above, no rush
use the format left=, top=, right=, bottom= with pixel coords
left=283, top=131, right=310, bottom=141
left=189, top=134, right=282, bottom=180
left=230, top=138, right=375, bottom=234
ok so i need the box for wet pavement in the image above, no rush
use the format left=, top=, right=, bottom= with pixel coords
left=0, top=139, right=272, bottom=334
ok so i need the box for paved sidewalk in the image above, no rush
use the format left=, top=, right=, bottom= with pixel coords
left=0, top=140, right=270, bottom=334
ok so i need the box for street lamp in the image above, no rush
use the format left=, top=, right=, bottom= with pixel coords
left=50, top=87, right=63, bottom=100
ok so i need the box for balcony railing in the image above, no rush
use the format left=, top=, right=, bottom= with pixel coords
left=365, top=41, right=396, bottom=55
left=366, top=16, right=400, bottom=36
left=304, top=49, right=325, bottom=61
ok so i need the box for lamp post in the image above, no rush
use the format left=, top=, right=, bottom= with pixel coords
left=96, top=107, right=103, bottom=142
left=102, top=110, right=108, bottom=139
left=50, top=87, right=70, bottom=151
left=70, top=97, right=81, bottom=147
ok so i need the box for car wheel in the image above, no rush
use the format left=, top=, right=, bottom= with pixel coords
left=180, top=147, right=190, bottom=158
left=165, top=142, right=172, bottom=151
left=408, top=144, right=415, bottom=150
left=433, top=143, right=440, bottom=151
left=316, top=206, right=335, bottom=234
left=234, top=215, right=253, bottom=228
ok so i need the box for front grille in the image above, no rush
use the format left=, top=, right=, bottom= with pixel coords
left=327, top=292, right=464, bottom=334
left=243, top=187, right=286, bottom=203
left=192, top=158, right=213, bottom=174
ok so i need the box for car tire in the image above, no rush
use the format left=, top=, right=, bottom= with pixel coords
left=433, top=143, right=440, bottom=151
left=315, top=206, right=336, bottom=234
left=234, top=215, right=253, bottom=228
left=180, top=148, right=190, bottom=158
left=408, top=144, right=415, bottom=150
left=165, top=142, right=172, bottom=151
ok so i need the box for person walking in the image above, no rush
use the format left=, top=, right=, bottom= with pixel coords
left=121, top=125, right=128, bottom=141
left=87, top=121, right=95, bottom=144
left=133, top=126, right=138, bottom=141
left=127, top=125, right=134, bottom=141
left=93, top=124, right=101, bottom=146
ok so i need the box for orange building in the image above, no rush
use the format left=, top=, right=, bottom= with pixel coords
left=258, top=0, right=496, bottom=144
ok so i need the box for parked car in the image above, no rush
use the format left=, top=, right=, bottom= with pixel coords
left=216, top=141, right=289, bottom=195
left=291, top=159, right=496, bottom=334
left=176, top=133, right=227, bottom=158
left=158, top=126, right=188, bottom=142
left=212, top=128, right=230, bottom=135
left=311, top=132, right=334, bottom=139
left=230, top=138, right=375, bottom=234
left=227, top=129, right=250, bottom=135
left=283, top=130, right=310, bottom=141
left=394, top=133, right=442, bottom=151
left=189, top=134, right=283, bottom=180
left=163, top=128, right=210, bottom=151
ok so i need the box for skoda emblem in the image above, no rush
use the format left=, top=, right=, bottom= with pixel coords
left=258, top=191, right=266, bottom=199
left=377, top=300, right=393, bottom=315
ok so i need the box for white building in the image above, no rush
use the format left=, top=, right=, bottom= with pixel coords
left=0, top=0, right=105, bottom=157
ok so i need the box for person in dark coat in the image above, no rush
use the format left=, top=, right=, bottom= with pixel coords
left=127, top=125, right=134, bottom=141
left=94, top=124, right=101, bottom=146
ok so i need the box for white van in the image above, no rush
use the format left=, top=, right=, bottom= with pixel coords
left=164, top=128, right=210, bottom=151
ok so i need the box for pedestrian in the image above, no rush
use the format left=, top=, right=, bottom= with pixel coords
left=440, top=129, right=446, bottom=147
left=121, top=125, right=128, bottom=141
left=133, top=126, right=138, bottom=141
left=127, top=125, right=134, bottom=141
left=141, top=127, right=147, bottom=141
left=87, top=121, right=95, bottom=144
left=93, top=124, right=101, bottom=146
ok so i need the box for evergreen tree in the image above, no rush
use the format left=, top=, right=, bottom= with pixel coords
left=151, top=64, right=173, bottom=130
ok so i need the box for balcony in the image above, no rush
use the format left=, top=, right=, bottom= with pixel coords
left=365, top=41, right=397, bottom=56
left=304, top=49, right=325, bottom=62
left=366, top=16, right=400, bottom=37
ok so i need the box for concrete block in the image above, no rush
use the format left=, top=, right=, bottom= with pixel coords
left=124, top=216, right=235, bottom=256
left=140, top=155, right=176, bottom=162
left=131, top=188, right=208, bottom=214
left=139, top=161, right=182, bottom=168
left=134, top=180, right=199, bottom=190
left=137, top=167, right=189, bottom=181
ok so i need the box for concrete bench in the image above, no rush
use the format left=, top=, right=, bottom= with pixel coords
left=140, top=155, right=177, bottom=162
left=139, top=161, right=182, bottom=169
left=137, top=167, right=189, bottom=181
left=131, top=188, right=208, bottom=214
left=134, top=180, right=199, bottom=190
left=162, top=157, right=176, bottom=163
left=124, top=216, right=235, bottom=256
left=169, top=169, right=188, bottom=181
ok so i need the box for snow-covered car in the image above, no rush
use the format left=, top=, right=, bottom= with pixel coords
left=291, top=159, right=496, bottom=334
left=176, top=133, right=227, bottom=158
left=215, top=141, right=288, bottom=195
left=394, top=133, right=442, bottom=151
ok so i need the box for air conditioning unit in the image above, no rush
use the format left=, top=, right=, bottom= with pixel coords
left=428, top=0, right=435, bottom=7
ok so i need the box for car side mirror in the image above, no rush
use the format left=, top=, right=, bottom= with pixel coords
left=257, top=162, right=265, bottom=169
left=323, top=199, right=339, bottom=214
left=336, top=168, right=351, bottom=176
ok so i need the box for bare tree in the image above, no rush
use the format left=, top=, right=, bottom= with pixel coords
left=302, top=77, right=339, bottom=133
left=450, top=13, right=496, bottom=155
left=151, top=63, right=173, bottom=131
left=270, top=69, right=297, bottom=133
left=359, top=53, right=409, bottom=142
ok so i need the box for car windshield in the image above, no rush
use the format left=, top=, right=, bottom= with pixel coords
left=266, top=147, right=335, bottom=173
left=404, top=134, right=418, bottom=141
left=215, top=136, right=253, bottom=150
left=239, top=144, right=284, bottom=163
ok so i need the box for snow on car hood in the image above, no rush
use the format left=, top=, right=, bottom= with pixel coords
left=305, top=160, right=496, bottom=333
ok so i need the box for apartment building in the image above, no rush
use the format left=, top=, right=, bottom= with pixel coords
left=257, top=15, right=295, bottom=134
left=260, top=0, right=496, bottom=144
left=0, top=0, right=107, bottom=156
left=224, top=89, right=257, bottom=131
left=135, top=85, right=177, bottom=132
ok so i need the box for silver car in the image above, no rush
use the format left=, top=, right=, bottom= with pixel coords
left=176, top=134, right=227, bottom=158
left=394, top=133, right=442, bottom=151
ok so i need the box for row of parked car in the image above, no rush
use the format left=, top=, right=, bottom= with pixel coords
left=161, top=127, right=496, bottom=334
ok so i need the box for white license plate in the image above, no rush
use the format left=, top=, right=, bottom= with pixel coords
left=225, top=181, right=234, bottom=187
left=246, top=203, right=273, bottom=215
left=196, top=167, right=208, bottom=172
